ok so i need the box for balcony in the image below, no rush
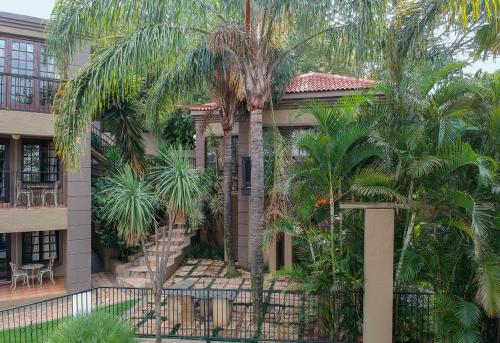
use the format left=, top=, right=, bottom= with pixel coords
left=0, top=171, right=63, bottom=208
left=0, top=171, right=67, bottom=233
left=0, top=73, right=59, bottom=114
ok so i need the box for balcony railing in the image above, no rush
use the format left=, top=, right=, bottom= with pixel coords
left=0, top=171, right=63, bottom=208
left=0, top=73, right=60, bottom=114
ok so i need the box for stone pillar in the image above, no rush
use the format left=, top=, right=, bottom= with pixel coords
left=65, top=132, right=92, bottom=292
left=194, top=120, right=205, bottom=169
left=363, top=208, right=394, bottom=343
left=267, top=235, right=277, bottom=272
left=284, top=233, right=293, bottom=267
left=339, top=203, right=397, bottom=343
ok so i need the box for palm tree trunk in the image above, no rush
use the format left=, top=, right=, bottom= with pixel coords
left=222, top=132, right=237, bottom=275
left=249, top=108, right=264, bottom=325
left=396, top=211, right=416, bottom=283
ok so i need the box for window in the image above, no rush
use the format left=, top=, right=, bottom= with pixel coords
left=40, top=47, right=60, bottom=106
left=11, top=41, right=34, bottom=105
left=0, top=36, right=61, bottom=112
left=22, top=140, right=58, bottom=183
left=205, top=136, right=222, bottom=174
left=0, top=40, right=5, bottom=105
left=241, top=156, right=251, bottom=195
left=22, top=231, right=59, bottom=263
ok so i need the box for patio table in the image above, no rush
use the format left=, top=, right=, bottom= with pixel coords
left=21, top=263, right=44, bottom=287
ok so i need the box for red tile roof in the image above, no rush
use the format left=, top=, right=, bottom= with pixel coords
left=189, top=72, right=375, bottom=110
left=188, top=102, right=219, bottom=111
left=285, top=72, right=375, bottom=93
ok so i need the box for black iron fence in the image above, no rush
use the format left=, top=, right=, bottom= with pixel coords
left=0, top=286, right=497, bottom=343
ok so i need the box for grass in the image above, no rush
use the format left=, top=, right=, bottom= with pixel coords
left=0, top=299, right=138, bottom=343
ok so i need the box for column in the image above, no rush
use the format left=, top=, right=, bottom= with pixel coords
left=363, top=208, right=394, bottom=343
left=65, top=132, right=92, bottom=292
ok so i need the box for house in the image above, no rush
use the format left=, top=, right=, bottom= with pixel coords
left=0, top=12, right=91, bottom=304
left=190, top=72, right=375, bottom=271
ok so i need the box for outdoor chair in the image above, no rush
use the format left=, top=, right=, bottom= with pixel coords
left=38, top=256, right=55, bottom=285
left=16, top=180, right=32, bottom=207
left=9, top=262, right=29, bottom=290
left=42, top=181, right=59, bottom=206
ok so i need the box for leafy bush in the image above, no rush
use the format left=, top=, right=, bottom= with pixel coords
left=186, top=241, right=224, bottom=260
left=46, top=311, right=136, bottom=343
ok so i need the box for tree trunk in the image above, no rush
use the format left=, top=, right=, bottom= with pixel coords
left=249, top=108, right=264, bottom=325
left=396, top=211, right=416, bottom=283
left=223, top=132, right=237, bottom=276
left=154, top=289, right=162, bottom=343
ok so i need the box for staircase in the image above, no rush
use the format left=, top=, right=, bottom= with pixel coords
left=116, top=227, right=198, bottom=288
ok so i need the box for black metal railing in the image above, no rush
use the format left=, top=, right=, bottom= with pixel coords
left=0, top=287, right=496, bottom=343
left=90, top=125, right=115, bottom=156
left=0, top=170, right=63, bottom=208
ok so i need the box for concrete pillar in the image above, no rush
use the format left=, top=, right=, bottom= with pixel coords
left=363, top=208, right=394, bottom=343
left=284, top=233, right=293, bottom=267
left=65, top=132, right=91, bottom=292
left=267, top=235, right=277, bottom=272
left=194, top=121, right=205, bottom=169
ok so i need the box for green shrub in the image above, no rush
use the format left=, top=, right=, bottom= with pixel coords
left=186, top=241, right=224, bottom=260
left=46, top=312, right=136, bottom=343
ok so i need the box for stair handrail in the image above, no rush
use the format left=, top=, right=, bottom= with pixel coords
left=90, top=124, right=115, bottom=155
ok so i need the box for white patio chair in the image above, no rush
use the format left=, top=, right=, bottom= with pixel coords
left=16, top=180, right=32, bottom=207
left=9, top=262, right=29, bottom=290
left=42, top=181, right=59, bottom=207
left=38, top=256, right=55, bottom=285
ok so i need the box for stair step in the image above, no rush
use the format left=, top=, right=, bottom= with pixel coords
left=118, top=276, right=150, bottom=288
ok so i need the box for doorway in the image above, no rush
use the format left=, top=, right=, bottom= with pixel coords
left=0, top=141, right=9, bottom=203
left=0, top=234, right=11, bottom=282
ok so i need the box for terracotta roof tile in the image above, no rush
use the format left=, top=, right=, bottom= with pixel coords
left=188, top=72, right=375, bottom=110
left=188, top=102, right=219, bottom=111
left=285, top=72, right=375, bottom=93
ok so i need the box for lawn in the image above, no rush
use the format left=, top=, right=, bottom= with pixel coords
left=0, top=299, right=139, bottom=343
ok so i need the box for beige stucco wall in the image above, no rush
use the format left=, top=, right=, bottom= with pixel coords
left=0, top=110, right=55, bottom=137
left=0, top=207, right=68, bottom=233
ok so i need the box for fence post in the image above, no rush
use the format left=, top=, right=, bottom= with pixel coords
left=205, top=288, right=210, bottom=343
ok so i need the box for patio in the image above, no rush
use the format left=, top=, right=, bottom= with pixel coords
left=0, top=276, right=66, bottom=309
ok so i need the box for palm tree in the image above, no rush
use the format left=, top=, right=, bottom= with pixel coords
left=291, top=99, right=394, bottom=285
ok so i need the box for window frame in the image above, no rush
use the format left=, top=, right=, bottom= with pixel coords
left=21, top=139, right=59, bottom=184
left=22, top=230, right=59, bottom=264
left=0, top=35, right=59, bottom=112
